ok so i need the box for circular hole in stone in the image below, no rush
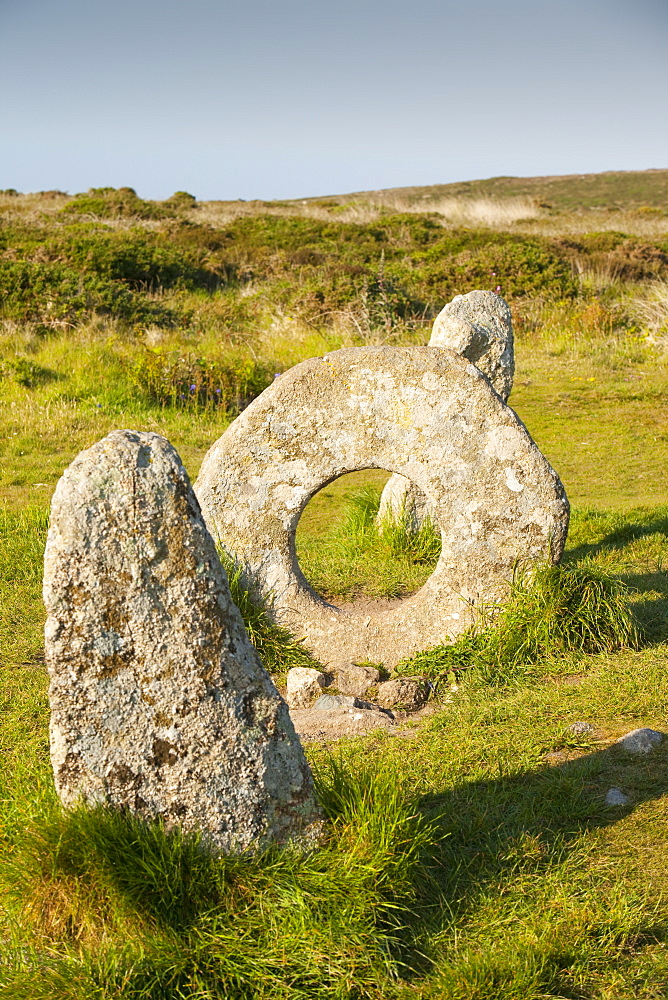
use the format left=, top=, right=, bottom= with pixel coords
left=295, top=469, right=442, bottom=613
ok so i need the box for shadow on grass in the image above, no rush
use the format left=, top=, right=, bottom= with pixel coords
left=3, top=739, right=667, bottom=998
left=565, top=509, right=668, bottom=564
left=410, top=737, right=668, bottom=962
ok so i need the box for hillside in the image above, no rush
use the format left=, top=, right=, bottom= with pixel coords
left=1, top=169, right=668, bottom=996
left=332, top=167, right=668, bottom=212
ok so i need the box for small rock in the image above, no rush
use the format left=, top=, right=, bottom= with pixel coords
left=335, top=662, right=381, bottom=697
left=312, top=693, right=366, bottom=711
left=376, top=677, right=429, bottom=712
left=605, top=787, right=631, bottom=807
left=617, top=728, right=664, bottom=754
left=568, top=721, right=595, bottom=735
left=286, top=667, right=326, bottom=709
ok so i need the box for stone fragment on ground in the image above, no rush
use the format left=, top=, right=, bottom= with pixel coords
left=286, top=666, right=327, bottom=708
left=376, top=677, right=429, bottom=711
left=605, top=787, right=631, bottom=807
left=334, top=662, right=381, bottom=697
left=44, top=429, right=321, bottom=853
left=616, top=728, right=664, bottom=754
left=312, top=693, right=376, bottom=711
left=568, top=721, right=595, bottom=735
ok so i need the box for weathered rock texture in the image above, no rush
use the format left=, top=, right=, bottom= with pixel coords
left=335, top=662, right=381, bottom=697
left=616, top=728, right=664, bottom=754
left=379, top=290, right=514, bottom=529
left=44, top=430, right=321, bottom=852
left=286, top=667, right=326, bottom=708
left=195, top=345, right=569, bottom=670
left=376, top=678, right=429, bottom=711
left=431, top=290, right=514, bottom=402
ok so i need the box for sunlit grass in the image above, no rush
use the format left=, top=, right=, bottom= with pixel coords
left=2, top=178, right=668, bottom=997
left=296, top=484, right=441, bottom=602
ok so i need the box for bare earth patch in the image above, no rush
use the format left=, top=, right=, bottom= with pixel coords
left=290, top=702, right=437, bottom=742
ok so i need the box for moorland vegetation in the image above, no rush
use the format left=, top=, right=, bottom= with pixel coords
left=1, top=171, right=668, bottom=997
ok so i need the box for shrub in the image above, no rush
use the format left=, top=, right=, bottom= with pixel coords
left=163, top=191, right=197, bottom=210
left=0, top=357, right=60, bottom=388
left=59, top=227, right=213, bottom=291
left=0, top=259, right=170, bottom=327
left=127, top=351, right=273, bottom=412
left=60, top=187, right=172, bottom=221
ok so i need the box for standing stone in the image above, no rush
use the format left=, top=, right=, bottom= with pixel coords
left=195, top=346, right=568, bottom=670
left=43, top=430, right=321, bottom=852
left=378, top=290, right=514, bottom=531
left=431, top=290, right=514, bottom=402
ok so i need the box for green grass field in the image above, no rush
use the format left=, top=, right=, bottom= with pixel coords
left=1, top=174, right=668, bottom=997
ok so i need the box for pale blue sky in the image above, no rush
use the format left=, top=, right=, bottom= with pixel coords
left=1, top=0, right=667, bottom=200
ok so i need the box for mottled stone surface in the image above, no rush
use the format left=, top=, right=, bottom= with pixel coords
left=379, top=290, right=515, bottom=529
left=431, top=290, right=514, bottom=402
left=195, top=345, right=569, bottom=669
left=376, top=678, right=429, bottom=711
left=286, top=667, right=326, bottom=708
left=335, top=662, right=381, bottom=697
left=44, top=430, right=321, bottom=852
left=617, top=728, right=664, bottom=754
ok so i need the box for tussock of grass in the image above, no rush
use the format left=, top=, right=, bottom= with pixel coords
left=0, top=506, right=49, bottom=665
left=396, top=561, right=641, bottom=687
left=1, top=761, right=440, bottom=999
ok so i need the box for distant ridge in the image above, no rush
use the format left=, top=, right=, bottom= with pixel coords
left=308, top=169, right=668, bottom=213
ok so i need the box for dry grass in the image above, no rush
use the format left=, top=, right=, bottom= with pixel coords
left=0, top=190, right=70, bottom=222
left=5, top=185, right=664, bottom=240
left=631, top=280, right=668, bottom=344
left=190, top=194, right=541, bottom=228
left=187, top=196, right=668, bottom=238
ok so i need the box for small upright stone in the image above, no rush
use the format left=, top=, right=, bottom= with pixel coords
left=286, top=667, right=327, bottom=708
left=44, top=430, right=321, bottom=852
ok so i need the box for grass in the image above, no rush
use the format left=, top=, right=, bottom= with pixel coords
left=1, top=174, right=668, bottom=997
left=221, top=552, right=322, bottom=677
left=394, top=561, right=642, bottom=689
left=2, top=647, right=668, bottom=996
left=296, top=484, right=441, bottom=602
left=1, top=761, right=439, bottom=998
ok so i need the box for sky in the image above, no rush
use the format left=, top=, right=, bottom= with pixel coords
left=1, top=0, right=667, bottom=201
